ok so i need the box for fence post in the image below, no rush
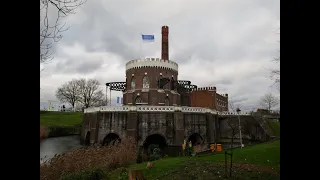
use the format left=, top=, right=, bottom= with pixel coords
left=225, top=151, right=228, bottom=178
left=229, top=152, right=233, bottom=177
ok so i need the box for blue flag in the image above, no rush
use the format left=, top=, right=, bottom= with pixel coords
left=116, top=97, right=120, bottom=104
left=142, top=34, right=155, bottom=42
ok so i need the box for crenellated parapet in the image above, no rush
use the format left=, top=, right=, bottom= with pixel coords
left=218, top=111, right=251, bottom=116
left=125, top=58, right=178, bottom=72
left=191, top=86, right=216, bottom=91
left=84, top=105, right=250, bottom=116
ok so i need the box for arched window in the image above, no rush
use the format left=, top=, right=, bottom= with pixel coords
left=131, top=77, right=136, bottom=90
left=164, top=97, right=170, bottom=106
left=158, top=76, right=163, bottom=89
left=135, top=96, right=142, bottom=104
left=170, top=77, right=175, bottom=90
left=142, top=76, right=150, bottom=89
left=125, top=78, right=128, bottom=90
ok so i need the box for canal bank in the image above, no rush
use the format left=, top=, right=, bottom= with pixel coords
left=46, top=124, right=81, bottom=137
left=40, top=110, right=83, bottom=138
left=40, top=135, right=83, bottom=163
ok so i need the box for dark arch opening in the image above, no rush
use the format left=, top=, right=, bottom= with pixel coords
left=85, top=131, right=91, bottom=146
left=143, top=134, right=167, bottom=157
left=103, top=133, right=121, bottom=146
left=188, top=133, right=203, bottom=146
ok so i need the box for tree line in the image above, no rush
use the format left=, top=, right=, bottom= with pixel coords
left=55, top=78, right=107, bottom=111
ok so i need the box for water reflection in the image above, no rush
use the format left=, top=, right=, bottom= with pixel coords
left=40, top=135, right=82, bottom=163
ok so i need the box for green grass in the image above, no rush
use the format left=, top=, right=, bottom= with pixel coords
left=266, top=120, right=280, bottom=137
left=108, top=140, right=280, bottom=180
left=40, top=111, right=83, bottom=127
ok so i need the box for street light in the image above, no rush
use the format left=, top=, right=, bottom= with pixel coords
left=236, top=108, right=243, bottom=149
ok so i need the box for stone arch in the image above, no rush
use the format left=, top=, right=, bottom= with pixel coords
left=143, top=133, right=167, bottom=156
left=187, top=133, right=203, bottom=146
left=85, top=131, right=91, bottom=146
left=142, top=76, right=150, bottom=89
left=103, top=133, right=121, bottom=146
left=131, top=76, right=136, bottom=90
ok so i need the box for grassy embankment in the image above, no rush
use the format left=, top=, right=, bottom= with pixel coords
left=266, top=119, right=280, bottom=137
left=58, top=140, right=280, bottom=180
left=40, top=111, right=83, bottom=138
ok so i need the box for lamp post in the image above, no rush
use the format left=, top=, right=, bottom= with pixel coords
left=236, top=108, right=243, bottom=149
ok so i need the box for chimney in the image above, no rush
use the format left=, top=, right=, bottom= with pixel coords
left=161, top=26, right=169, bottom=61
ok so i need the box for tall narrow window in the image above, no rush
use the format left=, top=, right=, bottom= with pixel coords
left=158, top=76, right=163, bottom=89
left=131, top=77, right=136, bottom=90
left=142, top=76, right=150, bottom=89
left=135, top=96, right=142, bottom=104
left=170, top=77, right=175, bottom=90
left=164, top=97, right=170, bottom=106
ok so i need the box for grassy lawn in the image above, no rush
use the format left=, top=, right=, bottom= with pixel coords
left=109, top=140, right=280, bottom=180
left=40, top=111, right=83, bottom=127
left=266, top=120, right=280, bottom=137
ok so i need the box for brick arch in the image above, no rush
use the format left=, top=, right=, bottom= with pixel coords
left=187, top=133, right=204, bottom=146
left=143, top=133, right=168, bottom=149
left=103, top=132, right=121, bottom=146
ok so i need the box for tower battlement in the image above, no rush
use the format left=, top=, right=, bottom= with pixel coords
left=125, top=58, right=178, bottom=72
left=191, top=86, right=216, bottom=91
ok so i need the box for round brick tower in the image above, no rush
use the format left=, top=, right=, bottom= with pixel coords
left=123, top=58, right=180, bottom=106
left=123, top=26, right=181, bottom=106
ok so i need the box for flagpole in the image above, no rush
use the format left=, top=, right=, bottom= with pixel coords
left=140, top=33, right=142, bottom=59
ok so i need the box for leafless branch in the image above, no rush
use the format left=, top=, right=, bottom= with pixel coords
left=55, top=78, right=107, bottom=110
left=259, top=93, right=279, bottom=111
left=40, top=0, right=86, bottom=63
left=228, top=98, right=242, bottom=114
left=269, top=31, right=280, bottom=91
left=77, top=79, right=105, bottom=108
left=55, top=79, right=80, bottom=109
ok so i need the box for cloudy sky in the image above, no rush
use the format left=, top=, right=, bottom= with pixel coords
left=40, top=0, right=280, bottom=111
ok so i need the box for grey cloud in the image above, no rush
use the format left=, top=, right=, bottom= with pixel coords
left=40, top=0, right=280, bottom=111
left=54, top=57, right=104, bottom=74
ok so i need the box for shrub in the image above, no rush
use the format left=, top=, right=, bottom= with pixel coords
left=118, top=169, right=128, bottom=180
left=149, top=148, right=162, bottom=161
left=47, top=125, right=80, bottom=137
left=40, top=137, right=137, bottom=180
left=40, top=125, right=48, bottom=140
left=137, top=153, right=142, bottom=164
left=193, top=144, right=209, bottom=154
left=61, top=168, right=107, bottom=180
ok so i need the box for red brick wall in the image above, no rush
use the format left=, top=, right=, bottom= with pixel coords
left=190, top=89, right=215, bottom=109
left=216, top=93, right=228, bottom=111
left=126, top=67, right=177, bottom=90
left=190, top=87, right=228, bottom=111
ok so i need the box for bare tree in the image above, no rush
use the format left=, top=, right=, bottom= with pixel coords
left=270, top=31, right=280, bottom=91
left=270, top=55, right=280, bottom=91
left=77, top=79, right=105, bottom=108
left=259, top=93, right=279, bottom=111
left=40, top=0, right=86, bottom=63
left=55, top=79, right=80, bottom=110
left=228, top=98, right=242, bottom=113
left=223, top=116, right=243, bottom=151
left=94, top=95, right=109, bottom=107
